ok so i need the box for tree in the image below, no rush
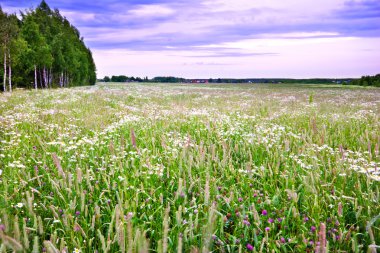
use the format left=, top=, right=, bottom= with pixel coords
left=0, top=7, right=7, bottom=91
left=0, top=1, right=96, bottom=90
left=0, top=9, right=20, bottom=92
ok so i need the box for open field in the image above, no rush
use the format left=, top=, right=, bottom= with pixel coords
left=0, top=82, right=379, bottom=252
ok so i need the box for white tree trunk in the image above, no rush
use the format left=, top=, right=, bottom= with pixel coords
left=43, top=67, right=47, bottom=88
left=34, top=65, right=37, bottom=90
left=8, top=50, right=11, bottom=92
left=3, top=50, right=7, bottom=92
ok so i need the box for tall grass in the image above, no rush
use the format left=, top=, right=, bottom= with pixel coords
left=0, top=83, right=379, bottom=252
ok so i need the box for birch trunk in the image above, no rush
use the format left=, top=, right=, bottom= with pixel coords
left=34, top=65, right=37, bottom=90
left=43, top=67, right=48, bottom=88
left=8, top=50, right=11, bottom=92
left=3, top=50, right=7, bottom=92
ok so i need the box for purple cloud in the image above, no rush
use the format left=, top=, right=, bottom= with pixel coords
left=1, top=0, right=379, bottom=78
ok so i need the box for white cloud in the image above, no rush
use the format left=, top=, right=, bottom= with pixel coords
left=93, top=37, right=380, bottom=78
left=128, top=4, right=175, bottom=17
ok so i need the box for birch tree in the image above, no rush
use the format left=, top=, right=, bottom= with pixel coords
left=1, top=1, right=96, bottom=90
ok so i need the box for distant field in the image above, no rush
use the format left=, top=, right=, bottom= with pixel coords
left=0, top=82, right=379, bottom=252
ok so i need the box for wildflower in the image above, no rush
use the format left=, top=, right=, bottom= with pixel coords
left=238, top=197, right=243, bottom=202
left=262, top=210, right=267, bottom=216
left=280, top=237, right=286, bottom=243
left=125, top=212, right=133, bottom=220
left=277, top=217, right=283, bottom=222
left=194, top=209, right=198, bottom=214
left=265, top=227, right=270, bottom=232
left=268, top=218, right=274, bottom=223
left=0, top=169, right=2, bottom=176
left=74, top=225, right=80, bottom=232
left=15, top=203, right=24, bottom=208
left=311, top=226, right=316, bottom=232
left=75, top=211, right=80, bottom=216
left=243, top=220, right=251, bottom=226
left=246, top=243, right=254, bottom=251
left=73, top=248, right=81, bottom=253
left=0, top=224, right=5, bottom=231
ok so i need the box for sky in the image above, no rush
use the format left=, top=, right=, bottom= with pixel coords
left=1, top=0, right=380, bottom=78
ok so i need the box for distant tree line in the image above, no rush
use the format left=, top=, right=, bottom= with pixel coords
left=0, top=1, right=96, bottom=92
left=152, top=76, right=186, bottom=83
left=349, top=74, right=380, bottom=87
left=100, top=75, right=380, bottom=86
left=101, top=75, right=148, bottom=83
left=100, top=76, right=357, bottom=84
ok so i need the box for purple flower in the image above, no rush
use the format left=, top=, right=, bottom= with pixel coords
left=75, top=211, right=80, bottom=216
left=74, top=225, right=80, bottom=232
left=194, top=209, right=198, bottom=214
left=265, top=227, right=270, bottom=232
left=311, top=226, right=316, bottom=232
left=246, top=243, right=254, bottom=251
left=280, top=237, right=286, bottom=243
left=268, top=218, right=274, bottom=223
left=0, top=224, right=5, bottom=231
left=243, top=220, right=251, bottom=226
left=238, top=197, right=243, bottom=202
left=304, top=216, right=309, bottom=222
left=277, top=217, right=283, bottom=222
left=262, top=210, right=268, bottom=216
left=212, top=235, right=217, bottom=240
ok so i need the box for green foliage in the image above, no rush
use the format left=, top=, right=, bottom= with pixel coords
left=152, top=76, right=186, bottom=83
left=350, top=74, right=380, bottom=87
left=0, top=1, right=96, bottom=90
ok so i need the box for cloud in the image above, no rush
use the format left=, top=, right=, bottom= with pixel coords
left=1, top=0, right=379, bottom=78
left=128, top=4, right=175, bottom=17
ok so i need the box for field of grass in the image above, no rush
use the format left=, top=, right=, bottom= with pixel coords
left=0, top=82, right=379, bottom=252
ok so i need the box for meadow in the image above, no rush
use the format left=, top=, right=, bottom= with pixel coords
left=0, top=82, right=379, bottom=252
